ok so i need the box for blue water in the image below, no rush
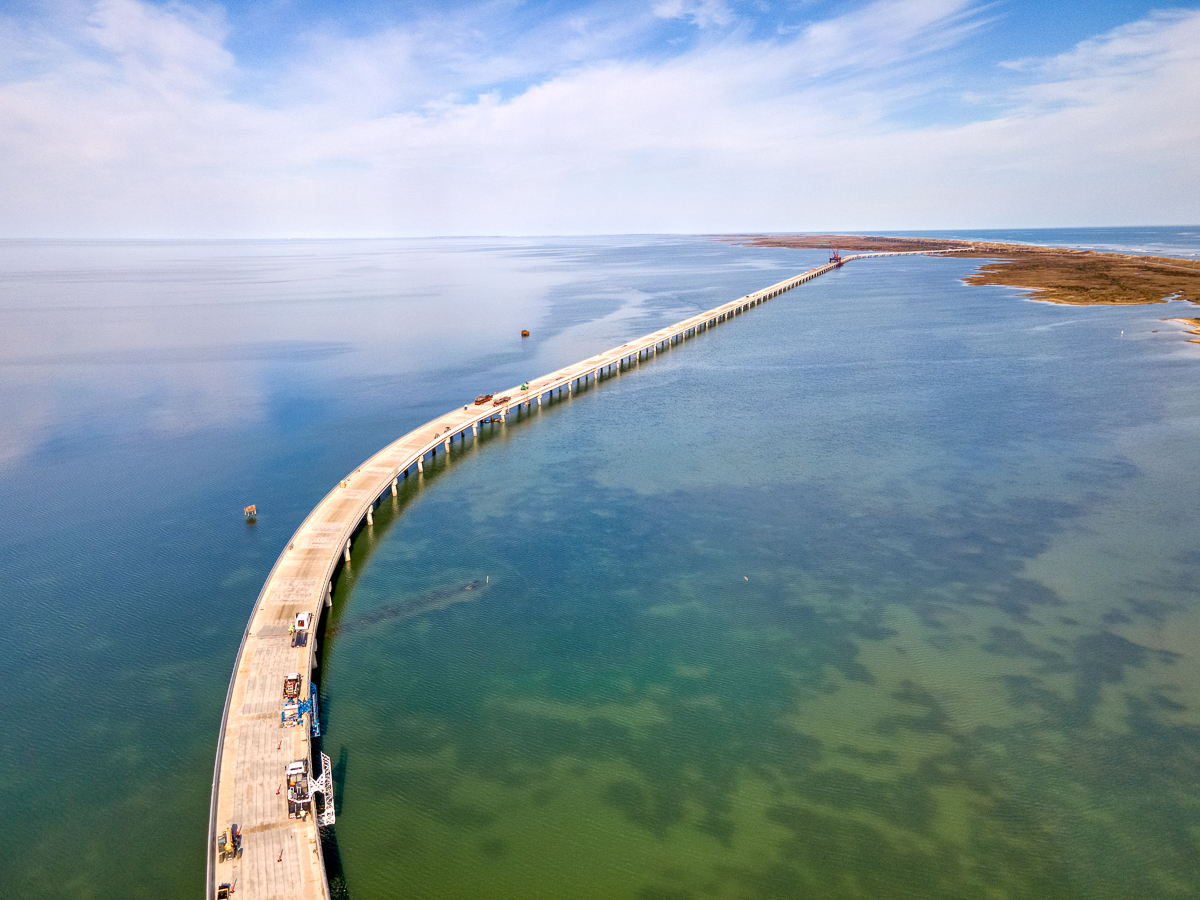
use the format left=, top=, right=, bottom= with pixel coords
left=0, top=232, right=1198, bottom=898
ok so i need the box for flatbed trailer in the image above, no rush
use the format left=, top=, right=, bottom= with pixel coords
left=286, top=759, right=310, bottom=819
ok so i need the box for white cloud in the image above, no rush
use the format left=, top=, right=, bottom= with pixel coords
left=653, top=0, right=735, bottom=29
left=0, top=0, right=1196, bottom=236
left=86, top=0, right=232, bottom=90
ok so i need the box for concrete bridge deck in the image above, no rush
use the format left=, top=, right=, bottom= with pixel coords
left=206, top=248, right=955, bottom=899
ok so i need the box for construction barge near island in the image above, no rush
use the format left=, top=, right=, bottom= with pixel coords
left=206, top=247, right=960, bottom=899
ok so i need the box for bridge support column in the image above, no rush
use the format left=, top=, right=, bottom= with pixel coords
left=443, top=438, right=450, bottom=453
left=366, top=506, right=373, bottom=526
left=472, top=422, right=478, bottom=436
left=344, top=541, right=351, bottom=562
left=326, top=584, right=332, bottom=608
left=391, top=477, right=398, bottom=496
left=417, top=457, right=423, bottom=474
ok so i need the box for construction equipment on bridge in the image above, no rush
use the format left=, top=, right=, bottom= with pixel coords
left=217, top=823, right=242, bottom=862
left=217, top=884, right=233, bottom=900
left=316, top=752, right=336, bottom=827
left=829, top=249, right=843, bottom=267
left=474, top=394, right=493, bottom=405
left=290, top=611, right=311, bottom=648
left=281, top=687, right=321, bottom=736
left=286, top=759, right=309, bottom=819
left=283, top=672, right=302, bottom=700
left=285, top=752, right=335, bottom=826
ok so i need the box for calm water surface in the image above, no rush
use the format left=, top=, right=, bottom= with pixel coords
left=0, top=231, right=1198, bottom=898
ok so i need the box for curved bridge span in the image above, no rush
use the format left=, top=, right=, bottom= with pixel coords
left=206, top=248, right=957, bottom=898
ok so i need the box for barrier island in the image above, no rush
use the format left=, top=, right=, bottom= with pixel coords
left=731, top=233, right=1200, bottom=307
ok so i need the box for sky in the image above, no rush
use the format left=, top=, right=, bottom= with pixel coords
left=0, top=0, right=1197, bottom=237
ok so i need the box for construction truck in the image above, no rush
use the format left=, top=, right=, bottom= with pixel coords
left=284, top=754, right=336, bottom=826
left=291, top=612, right=311, bottom=648
left=283, top=672, right=302, bottom=700
left=286, top=759, right=310, bottom=819
left=216, top=823, right=242, bottom=862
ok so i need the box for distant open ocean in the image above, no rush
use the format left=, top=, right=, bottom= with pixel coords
left=880, top=225, right=1200, bottom=258
left=1, top=228, right=1199, bottom=898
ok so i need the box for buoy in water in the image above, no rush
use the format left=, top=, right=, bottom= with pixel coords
left=521, top=330, right=530, bottom=337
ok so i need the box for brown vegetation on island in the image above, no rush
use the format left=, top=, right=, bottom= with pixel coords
left=727, top=233, right=1200, bottom=307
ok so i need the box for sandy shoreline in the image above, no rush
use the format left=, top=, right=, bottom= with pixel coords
left=1163, top=317, right=1200, bottom=344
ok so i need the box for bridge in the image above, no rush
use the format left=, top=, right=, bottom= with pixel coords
left=205, top=248, right=958, bottom=898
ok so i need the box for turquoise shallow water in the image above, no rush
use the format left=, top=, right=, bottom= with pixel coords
left=1, top=232, right=1199, bottom=897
